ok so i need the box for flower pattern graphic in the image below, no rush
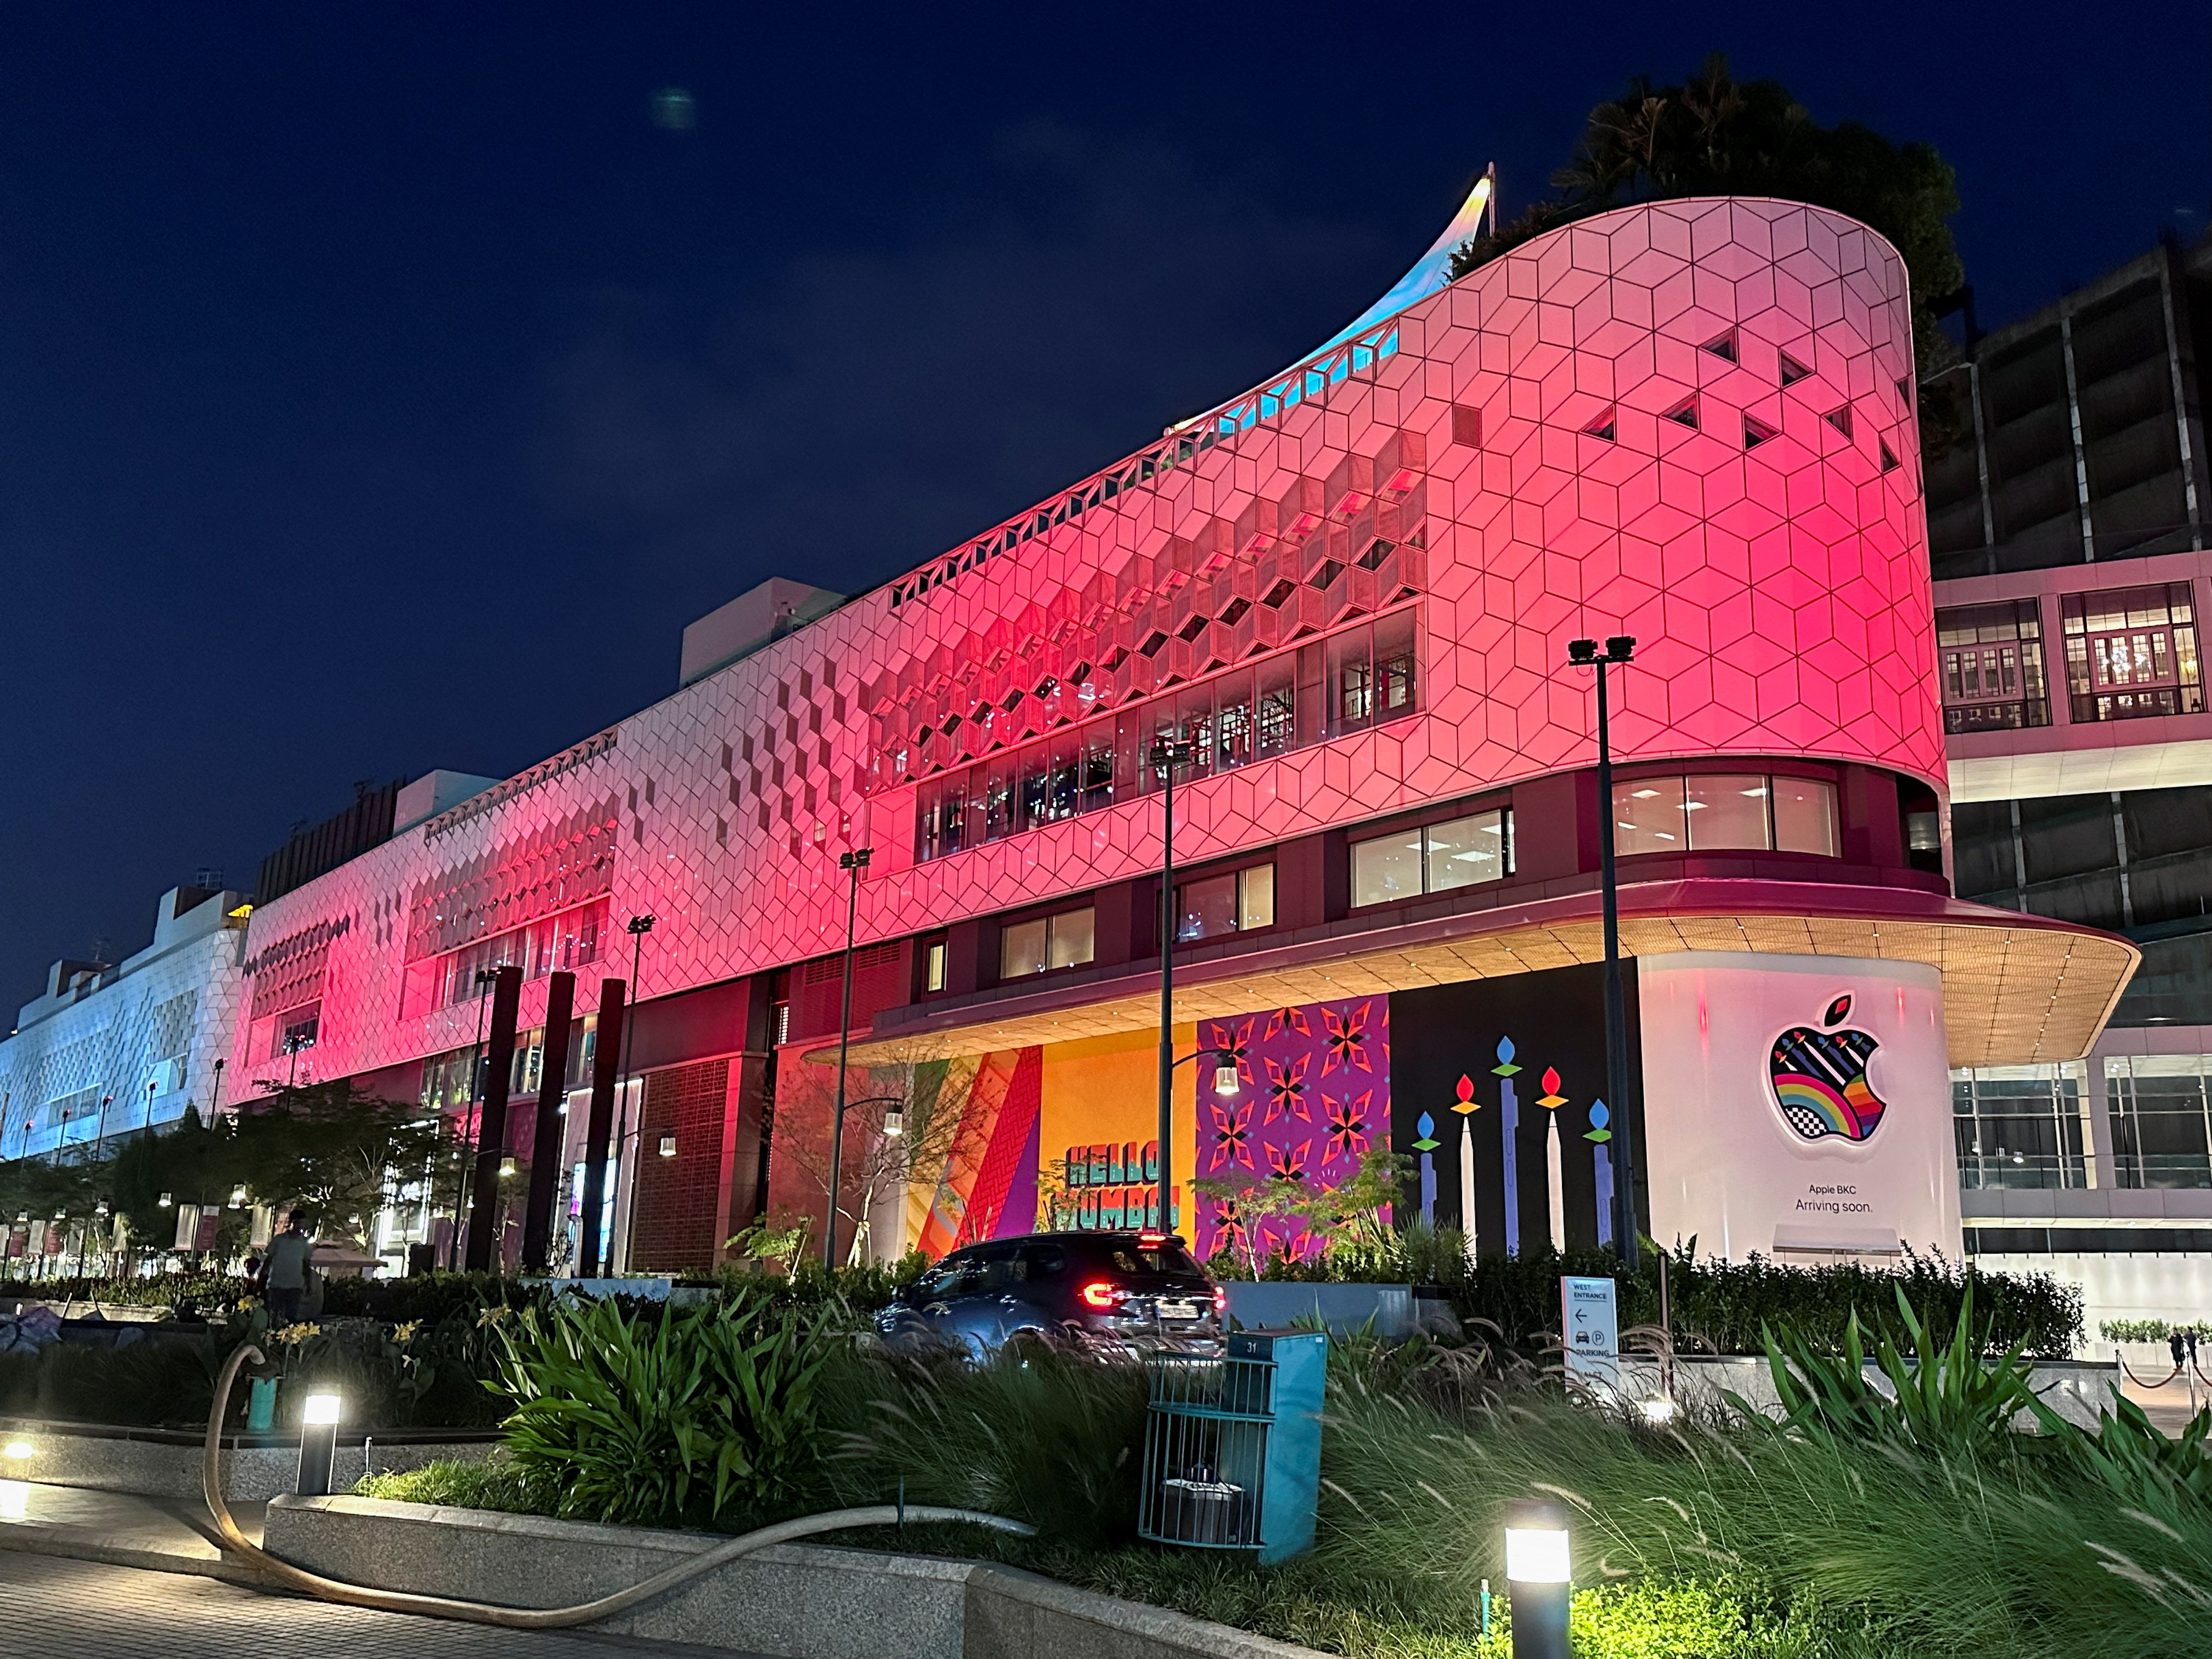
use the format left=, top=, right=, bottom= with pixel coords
left=1195, top=997, right=1392, bottom=1261
left=1322, top=1001, right=1375, bottom=1075
left=1324, top=1089, right=1373, bottom=1163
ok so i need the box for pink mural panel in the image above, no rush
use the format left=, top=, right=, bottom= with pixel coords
left=1193, top=997, right=1390, bottom=1263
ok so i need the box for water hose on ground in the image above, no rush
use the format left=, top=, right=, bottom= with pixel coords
left=201, top=1342, right=1035, bottom=1629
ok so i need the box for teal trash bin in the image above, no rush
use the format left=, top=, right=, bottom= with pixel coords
left=1138, top=1327, right=1325, bottom=1564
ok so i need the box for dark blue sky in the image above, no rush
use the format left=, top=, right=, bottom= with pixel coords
left=3, top=3, right=2208, bottom=1007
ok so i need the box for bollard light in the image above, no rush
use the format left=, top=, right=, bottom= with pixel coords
left=0, top=1481, right=24, bottom=1521
left=1502, top=1498, right=1572, bottom=1659
left=1638, top=1395, right=1678, bottom=1425
left=297, top=1392, right=342, bottom=1497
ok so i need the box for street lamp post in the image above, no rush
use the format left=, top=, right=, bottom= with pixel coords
left=611, top=915, right=656, bottom=1275
left=823, top=849, right=874, bottom=1268
left=1567, top=635, right=1638, bottom=1269
left=1149, top=741, right=1195, bottom=1235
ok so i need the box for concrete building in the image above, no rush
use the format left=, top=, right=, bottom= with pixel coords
left=1924, top=227, right=2212, bottom=1334
left=0, top=885, right=251, bottom=1164
left=212, top=192, right=2132, bottom=1285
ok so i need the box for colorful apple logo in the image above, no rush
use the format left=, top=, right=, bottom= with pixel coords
left=1769, top=995, right=1887, bottom=1143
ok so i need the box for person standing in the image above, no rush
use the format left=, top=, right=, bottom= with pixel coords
left=262, top=1212, right=315, bottom=1325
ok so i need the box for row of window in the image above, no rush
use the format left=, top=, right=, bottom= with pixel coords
left=974, top=774, right=1840, bottom=988
left=913, top=611, right=1417, bottom=863
left=1953, top=1056, right=2212, bottom=1192
left=404, top=898, right=610, bottom=1019
left=1937, top=582, right=2204, bottom=733
left=1612, top=776, right=1839, bottom=859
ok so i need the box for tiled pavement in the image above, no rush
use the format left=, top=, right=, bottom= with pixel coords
left=0, top=1552, right=761, bottom=1659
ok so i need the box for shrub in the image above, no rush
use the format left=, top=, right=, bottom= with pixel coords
left=491, top=1294, right=832, bottom=1528
left=2100, top=1317, right=2203, bottom=1345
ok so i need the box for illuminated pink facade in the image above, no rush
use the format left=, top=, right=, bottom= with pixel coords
left=222, top=196, right=2137, bottom=1269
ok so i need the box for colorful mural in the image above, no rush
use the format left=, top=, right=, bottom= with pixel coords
left=1193, top=997, right=1391, bottom=1263
left=1390, top=967, right=1645, bottom=1257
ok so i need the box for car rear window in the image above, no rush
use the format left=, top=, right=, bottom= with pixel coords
left=1077, top=1239, right=1204, bottom=1278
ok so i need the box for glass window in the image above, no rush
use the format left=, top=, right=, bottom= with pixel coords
left=1374, top=610, right=1417, bottom=718
left=1686, top=775, right=1773, bottom=851
left=1046, top=907, right=1095, bottom=970
left=2106, top=1055, right=2212, bottom=1189
left=1426, top=810, right=1510, bottom=891
left=1174, top=867, right=1274, bottom=941
left=1328, top=627, right=1374, bottom=735
left=1352, top=809, right=1510, bottom=905
left=1953, top=1063, right=2091, bottom=1189
left=1177, top=871, right=1238, bottom=941
left=1937, top=600, right=2049, bottom=733
left=1773, top=778, right=1839, bottom=856
left=1351, top=827, right=1427, bottom=906
left=1256, top=656, right=1296, bottom=758
left=902, top=609, right=1414, bottom=857
left=1612, top=778, right=1688, bottom=855
left=2061, top=583, right=2205, bottom=723
left=923, top=940, right=947, bottom=994
left=1238, top=864, right=1275, bottom=930
left=1000, top=918, right=1047, bottom=978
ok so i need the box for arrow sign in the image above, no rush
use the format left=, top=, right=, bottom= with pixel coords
left=1561, top=1275, right=1620, bottom=1389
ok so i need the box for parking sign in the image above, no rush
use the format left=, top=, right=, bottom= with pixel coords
left=1560, top=1275, right=1620, bottom=1387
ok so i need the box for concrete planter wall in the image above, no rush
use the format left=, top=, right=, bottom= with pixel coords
left=1221, top=1282, right=1415, bottom=1339
left=1617, top=1355, right=2118, bottom=1430
left=0, top=1419, right=496, bottom=1502
left=264, top=1495, right=1323, bottom=1659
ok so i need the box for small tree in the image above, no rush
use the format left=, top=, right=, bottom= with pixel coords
left=235, top=1081, right=454, bottom=1248
left=771, top=1046, right=979, bottom=1266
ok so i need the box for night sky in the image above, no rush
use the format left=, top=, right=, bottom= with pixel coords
left=3, top=4, right=2208, bottom=1009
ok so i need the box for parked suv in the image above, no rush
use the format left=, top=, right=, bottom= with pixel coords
left=876, top=1232, right=1222, bottom=1357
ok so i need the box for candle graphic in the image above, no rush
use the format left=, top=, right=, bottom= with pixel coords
left=1412, top=1111, right=1440, bottom=1224
left=1585, top=1099, right=1615, bottom=1248
left=1492, top=1037, right=1521, bottom=1257
left=1449, top=1074, right=1479, bottom=1260
left=1537, top=1066, right=1567, bottom=1254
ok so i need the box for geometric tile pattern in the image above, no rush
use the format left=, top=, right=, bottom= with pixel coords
left=230, top=198, right=1948, bottom=1093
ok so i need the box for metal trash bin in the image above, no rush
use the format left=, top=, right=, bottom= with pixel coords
left=1138, top=1327, right=1325, bottom=1563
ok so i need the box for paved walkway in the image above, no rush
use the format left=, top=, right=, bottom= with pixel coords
left=0, top=1481, right=259, bottom=1577
left=0, top=1553, right=757, bottom=1658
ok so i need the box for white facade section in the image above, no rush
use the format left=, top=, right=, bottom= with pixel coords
left=1, top=888, right=249, bottom=1161
left=1638, top=951, right=1962, bottom=1262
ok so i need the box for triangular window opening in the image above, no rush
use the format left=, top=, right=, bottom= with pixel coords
left=1701, top=330, right=1739, bottom=364
left=1661, top=394, right=1699, bottom=430
left=1743, top=413, right=1780, bottom=450
left=1880, top=436, right=1901, bottom=473
left=1582, top=405, right=1618, bottom=442
left=1895, top=375, right=1912, bottom=407
left=1822, top=404, right=1854, bottom=439
left=1779, top=351, right=1813, bottom=387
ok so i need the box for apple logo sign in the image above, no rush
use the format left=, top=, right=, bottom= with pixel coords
left=1769, top=994, right=1887, bottom=1143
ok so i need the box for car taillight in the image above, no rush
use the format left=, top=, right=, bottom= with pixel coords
left=1138, top=1232, right=1168, bottom=1246
left=1079, top=1280, right=1124, bottom=1310
left=1212, top=1285, right=1228, bottom=1314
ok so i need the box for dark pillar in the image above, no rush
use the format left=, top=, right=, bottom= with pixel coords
left=520, top=971, right=575, bottom=1274
left=575, top=978, right=627, bottom=1279
left=464, top=966, right=523, bottom=1272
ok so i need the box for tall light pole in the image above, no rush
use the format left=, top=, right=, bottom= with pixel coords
left=823, top=848, right=873, bottom=1267
left=1567, top=635, right=1638, bottom=1269
left=612, top=913, right=656, bottom=1274
left=1149, top=740, right=1194, bottom=1237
